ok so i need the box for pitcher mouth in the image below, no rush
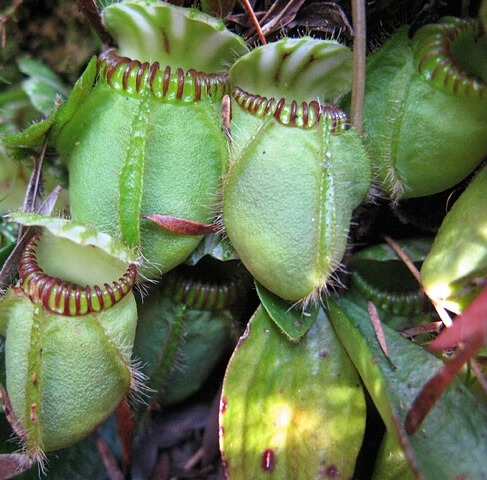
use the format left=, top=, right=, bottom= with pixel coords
left=18, top=232, right=137, bottom=316
left=413, top=17, right=486, bottom=97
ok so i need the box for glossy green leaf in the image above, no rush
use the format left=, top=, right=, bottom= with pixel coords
left=255, top=282, right=318, bottom=341
left=421, top=163, right=487, bottom=313
left=220, top=305, right=365, bottom=479
left=372, top=430, right=416, bottom=480
left=327, top=298, right=487, bottom=480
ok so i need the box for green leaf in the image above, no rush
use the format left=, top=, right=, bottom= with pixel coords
left=18, top=57, right=70, bottom=115
left=255, top=282, right=318, bottom=341
left=220, top=305, right=365, bottom=479
left=372, top=431, right=416, bottom=480
left=421, top=163, right=487, bottom=313
left=186, top=233, right=239, bottom=264
left=327, top=298, right=487, bottom=480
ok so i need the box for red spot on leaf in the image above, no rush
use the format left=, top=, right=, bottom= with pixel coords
left=261, top=448, right=275, bottom=472
left=220, top=396, right=228, bottom=415
left=325, top=464, right=340, bottom=478
left=221, top=459, right=230, bottom=476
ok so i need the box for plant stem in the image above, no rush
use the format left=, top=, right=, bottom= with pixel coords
left=351, top=0, right=366, bottom=134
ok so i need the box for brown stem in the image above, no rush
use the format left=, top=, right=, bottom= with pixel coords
left=239, top=0, right=266, bottom=45
left=351, top=0, right=366, bottom=133
left=77, top=0, right=114, bottom=46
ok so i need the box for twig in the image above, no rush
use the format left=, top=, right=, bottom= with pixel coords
left=368, top=301, right=397, bottom=370
left=239, top=0, right=266, bottom=44
left=384, top=235, right=453, bottom=327
left=351, top=0, right=366, bottom=133
left=471, top=358, right=487, bottom=397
